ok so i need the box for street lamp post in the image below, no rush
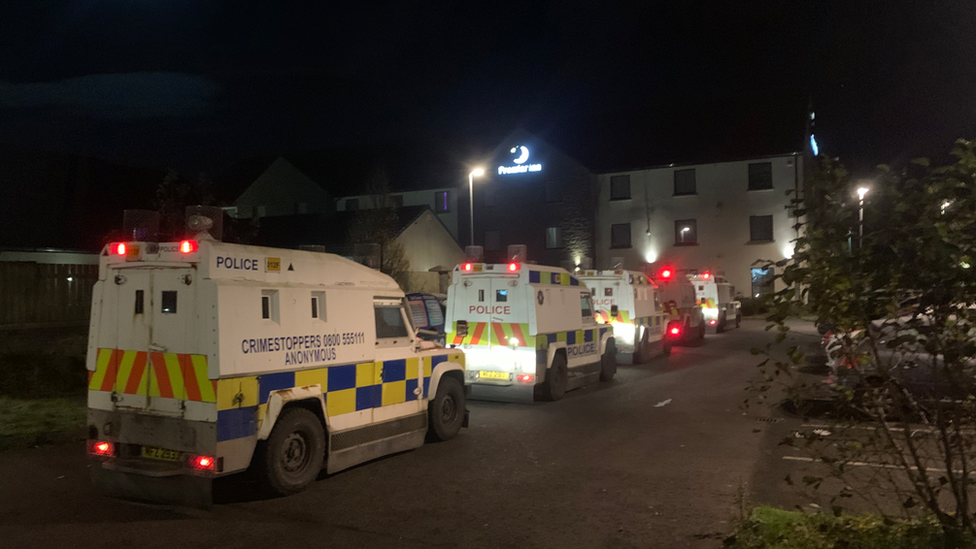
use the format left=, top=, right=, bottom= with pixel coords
left=857, top=186, right=869, bottom=248
left=468, top=168, right=485, bottom=247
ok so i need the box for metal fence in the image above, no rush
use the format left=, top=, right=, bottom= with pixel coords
left=0, top=263, right=98, bottom=327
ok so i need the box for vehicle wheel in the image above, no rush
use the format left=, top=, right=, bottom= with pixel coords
left=600, top=340, right=617, bottom=381
left=698, top=321, right=706, bottom=340
left=257, top=407, right=325, bottom=496
left=662, top=339, right=672, bottom=356
left=428, top=375, right=465, bottom=442
left=716, top=314, right=726, bottom=333
left=736, top=314, right=741, bottom=328
left=540, top=354, right=568, bottom=401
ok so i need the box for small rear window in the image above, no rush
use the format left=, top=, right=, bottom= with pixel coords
left=604, top=287, right=613, bottom=297
left=161, top=291, right=177, bottom=314
left=408, top=300, right=428, bottom=329
left=425, top=299, right=444, bottom=327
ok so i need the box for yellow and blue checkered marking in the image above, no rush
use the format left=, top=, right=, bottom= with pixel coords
left=529, top=270, right=581, bottom=287
left=215, top=354, right=461, bottom=442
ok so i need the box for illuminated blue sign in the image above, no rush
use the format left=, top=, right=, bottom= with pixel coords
left=810, top=134, right=819, bottom=156
left=498, top=145, right=542, bottom=175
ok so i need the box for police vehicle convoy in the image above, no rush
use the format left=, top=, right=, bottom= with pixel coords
left=653, top=267, right=707, bottom=341
left=579, top=269, right=673, bottom=362
left=444, top=248, right=615, bottom=402
left=85, top=209, right=468, bottom=507
left=691, top=272, right=742, bottom=333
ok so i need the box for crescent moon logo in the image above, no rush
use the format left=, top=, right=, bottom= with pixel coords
left=510, top=145, right=529, bottom=165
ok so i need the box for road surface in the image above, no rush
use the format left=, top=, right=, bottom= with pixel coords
left=0, top=319, right=813, bottom=549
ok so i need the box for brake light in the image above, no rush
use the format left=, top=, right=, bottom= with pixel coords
left=113, top=243, right=126, bottom=256
left=516, top=374, right=535, bottom=383
left=661, top=269, right=672, bottom=279
left=188, top=455, right=215, bottom=471
left=462, top=263, right=473, bottom=272
left=508, top=262, right=520, bottom=272
left=179, top=240, right=198, bottom=254
left=703, top=272, right=711, bottom=280
left=709, top=320, right=716, bottom=325
left=670, top=327, right=680, bottom=336
left=87, top=440, right=115, bottom=457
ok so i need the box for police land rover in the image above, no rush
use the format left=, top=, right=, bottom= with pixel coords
left=86, top=209, right=467, bottom=507
left=444, top=247, right=615, bottom=402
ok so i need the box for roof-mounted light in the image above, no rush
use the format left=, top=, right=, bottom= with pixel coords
left=508, top=262, right=520, bottom=272
left=179, top=240, right=198, bottom=254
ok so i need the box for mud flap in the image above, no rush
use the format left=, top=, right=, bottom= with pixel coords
left=91, top=463, right=213, bottom=510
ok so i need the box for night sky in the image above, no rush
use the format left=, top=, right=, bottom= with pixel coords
left=2, top=1, right=974, bottom=176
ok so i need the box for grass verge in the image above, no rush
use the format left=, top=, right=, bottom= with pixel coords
left=0, top=396, right=86, bottom=451
left=726, top=505, right=973, bottom=549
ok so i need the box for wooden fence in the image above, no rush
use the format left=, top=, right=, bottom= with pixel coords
left=0, top=262, right=98, bottom=327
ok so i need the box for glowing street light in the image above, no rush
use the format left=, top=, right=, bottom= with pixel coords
left=857, top=186, right=870, bottom=247
left=468, top=168, right=485, bottom=246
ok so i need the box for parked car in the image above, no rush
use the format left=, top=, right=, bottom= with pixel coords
left=407, top=292, right=448, bottom=344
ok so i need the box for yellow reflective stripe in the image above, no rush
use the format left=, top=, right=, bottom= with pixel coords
left=294, top=368, right=328, bottom=391
left=217, top=376, right=259, bottom=411
left=382, top=380, right=406, bottom=406
left=423, top=356, right=433, bottom=377
left=327, top=388, right=356, bottom=416
left=406, top=357, right=420, bottom=380
left=89, top=348, right=112, bottom=390
left=356, top=362, right=374, bottom=387
left=164, top=353, right=184, bottom=399
left=192, top=355, right=215, bottom=402
left=115, top=350, right=137, bottom=391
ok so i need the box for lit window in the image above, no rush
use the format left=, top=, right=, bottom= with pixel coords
left=546, top=227, right=563, bottom=249
left=675, top=219, right=698, bottom=245
left=435, top=191, right=450, bottom=213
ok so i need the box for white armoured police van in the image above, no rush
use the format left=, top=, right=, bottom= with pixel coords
left=653, top=267, right=707, bottom=341
left=86, top=231, right=467, bottom=507
left=444, top=260, right=615, bottom=402
left=578, top=269, right=674, bottom=362
left=690, top=272, right=742, bottom=333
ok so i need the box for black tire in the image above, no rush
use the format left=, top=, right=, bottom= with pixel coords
left=428, top=375, right=465, bottom=442
left=698, top=320, right=706, bottom=340
left=662, top=339, right=672, bottom=356
left=600, top=340, right=617, bottom=381
left=736, top=314, right=741, bottom=328
left=540, top=353, right=568, bottom=401
left=716, top=313, right=726, bottom=333
left=257, top=407, right=325, bottom=496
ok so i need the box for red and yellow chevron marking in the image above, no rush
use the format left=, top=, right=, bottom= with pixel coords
left=448, top=322, right=536, bottom=348
left=595, top=309, right=633, bottom=324
left=697, top=298, right=717, bottom=308
left=88, top=348, right=216, bottom=402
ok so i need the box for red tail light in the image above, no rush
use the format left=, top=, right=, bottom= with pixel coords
left=112, top=243, right=126, bottom=256
left=669, top=327, right=680, bottom=336
left=87, top=440, right=115, bottom=457
left=516, top=374, right=535, bottom=383
left=179, top=240, right=198, bottom=254
left=702, top=272, right=711, bottom=280
left=661, top=269, right=672, bottom=279
left=188, top=455, right=215, bottom=471
left=709, top=320, right=716, bottom=325
left=462, top=263, right=473, bottom=272
left=508, top=262, right=520, bottom=272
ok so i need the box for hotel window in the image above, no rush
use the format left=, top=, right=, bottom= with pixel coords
left=748, top=162, right=773, bottom=190
left=610, top=175, right=631, bottom=200
left=546, top=227, right=564, bottom=249
left=484, top=230, right=501, bottom=251
left=674, top=219, right=698, bottom=245
left=434, top=191, right=450, bottom=213
left=749, top=215, right=774, bottom=242
left=610, top=223, right=632, bottom=249
left=673, top=169, right=696, bottom=196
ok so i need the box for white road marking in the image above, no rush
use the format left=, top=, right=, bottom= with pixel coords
left=782, top=455, right=973, bottom=475
left=654, top=399, right=672, bottom=408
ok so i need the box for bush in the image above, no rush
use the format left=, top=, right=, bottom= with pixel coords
left=739, top=295, right=774, bottom=316
left=727, top=506, right=971, bottom=549
left=0, top=353, right=87, bottom=399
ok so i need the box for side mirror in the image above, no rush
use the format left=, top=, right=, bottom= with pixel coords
left=610, top=305, right=619, bottom=318
left=456, top=320, right=469, bottom=338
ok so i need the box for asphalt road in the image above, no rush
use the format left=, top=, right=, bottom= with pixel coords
left=0, top=319, right=809, bottom=549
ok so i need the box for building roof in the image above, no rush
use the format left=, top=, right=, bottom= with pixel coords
left=254, top=205, right=438, bottom=251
